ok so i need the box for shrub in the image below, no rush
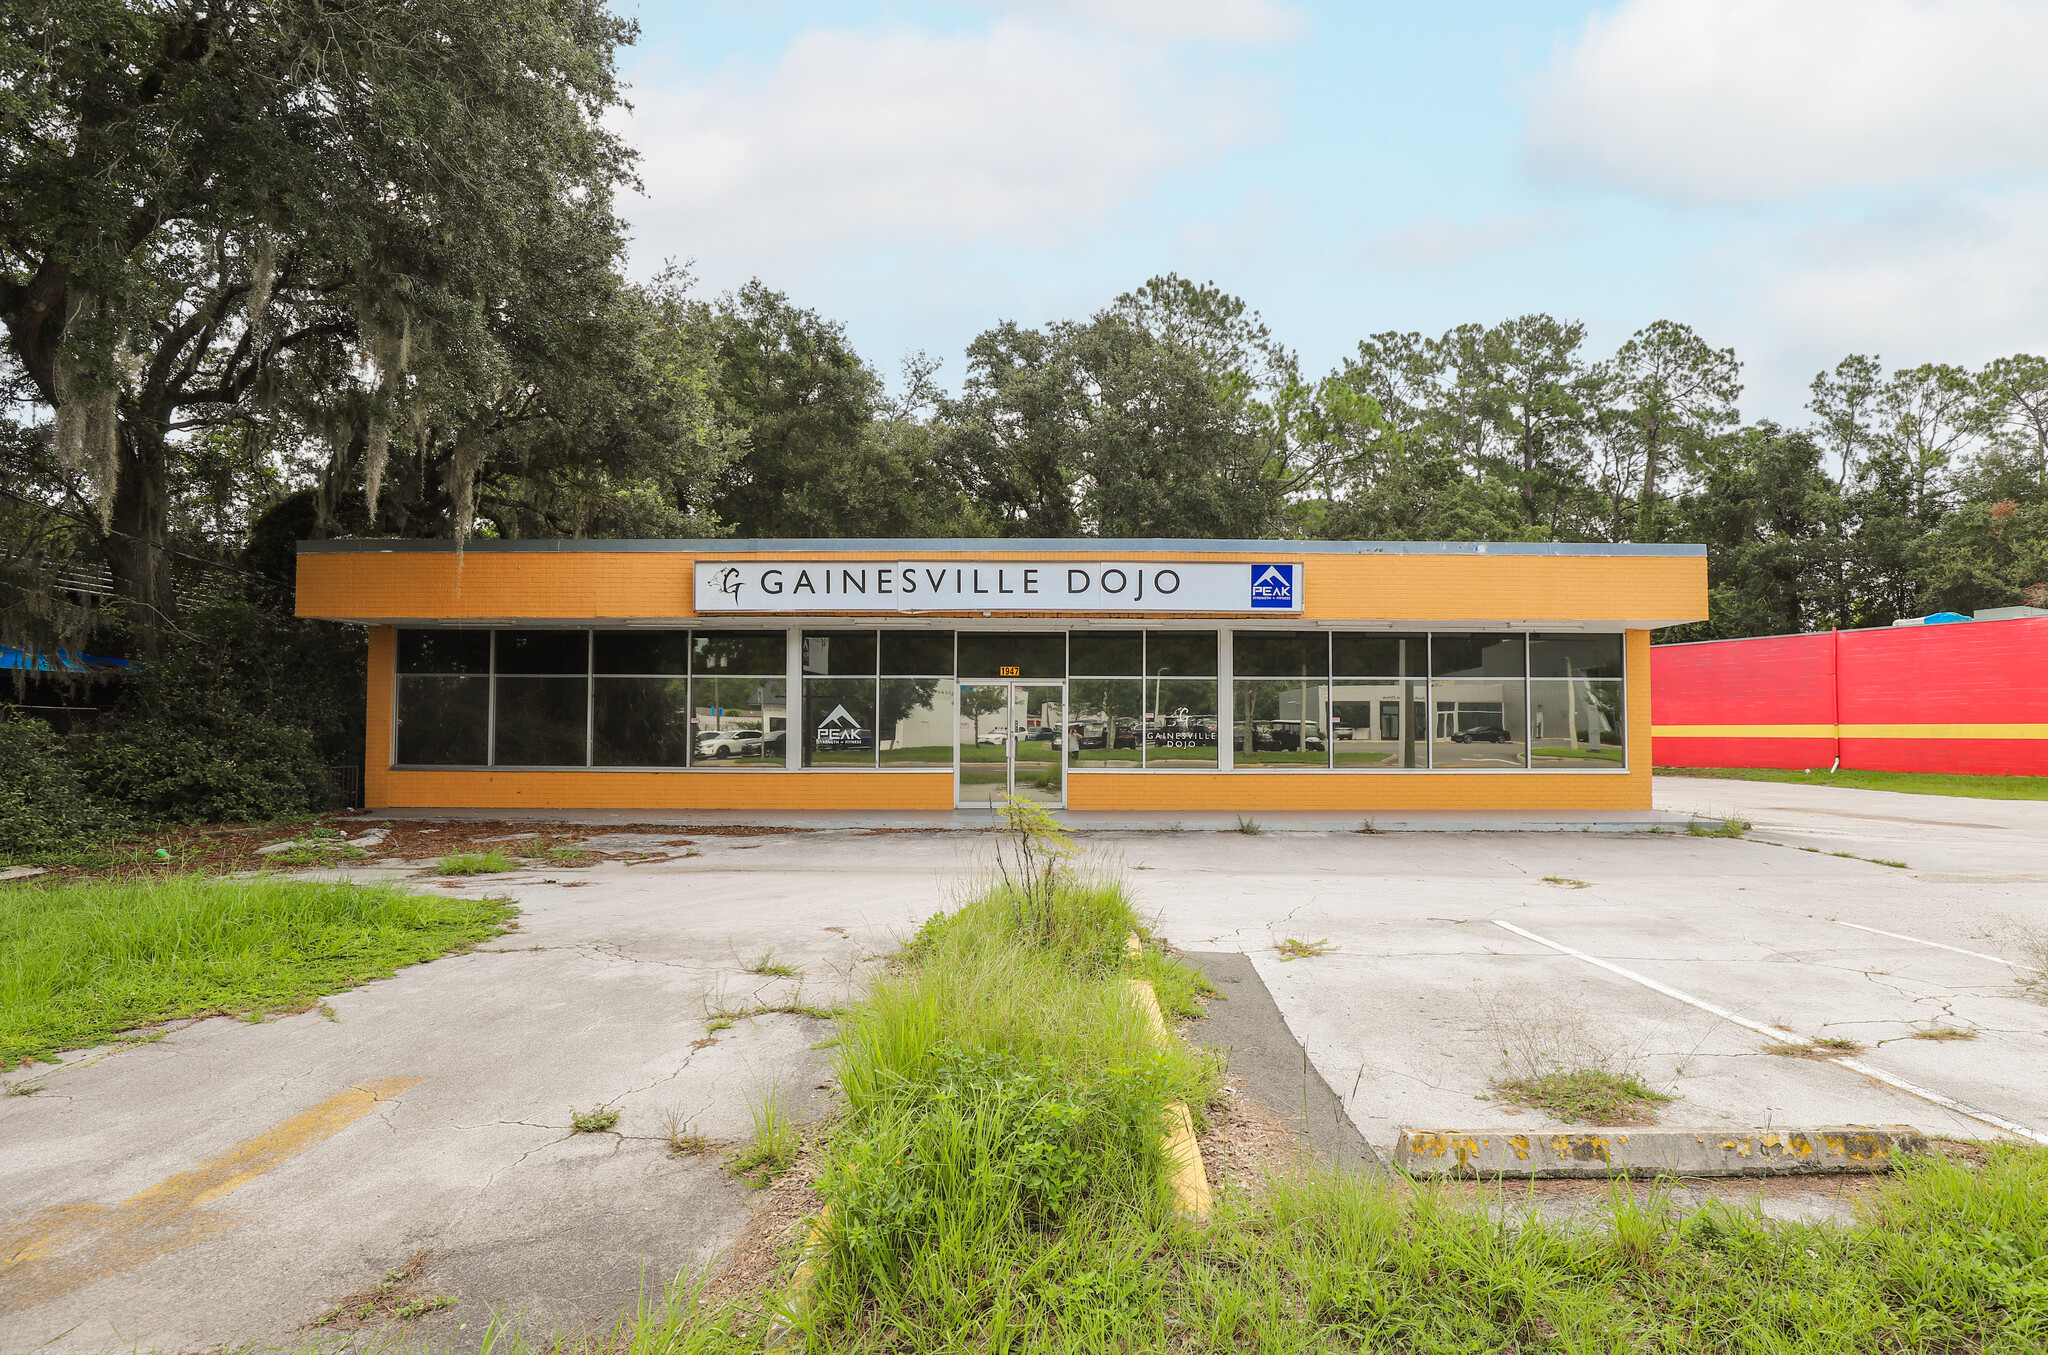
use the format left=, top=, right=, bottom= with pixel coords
left=0, top=713, right=129, bottom=859
left=72, top=695, right=328, bottom=825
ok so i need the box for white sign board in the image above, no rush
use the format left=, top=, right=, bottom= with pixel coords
left=693, top=560, right=1303, bottom=614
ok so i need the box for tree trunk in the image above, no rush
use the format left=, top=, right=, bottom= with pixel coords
left=106, top=418, right=176, bottom=658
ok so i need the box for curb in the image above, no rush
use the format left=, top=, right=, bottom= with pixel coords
left=1394, top=1125, right=1931, bottom=1178
left=1125, top=938, right=1215, bottom=1220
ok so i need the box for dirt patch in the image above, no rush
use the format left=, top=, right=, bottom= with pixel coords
left=32, top=818, right=814, bottom=882
left=698, top=1131, right=828, bottom=1311
left=1198, top=1083, right=1307, bottom=1199
left=308, top=1248, right=457, bottom=1330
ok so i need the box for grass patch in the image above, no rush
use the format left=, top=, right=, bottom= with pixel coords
left=570, top=1105, right=620, bottom=1134
left=806, top=864, right=1219, bottom=1333
left=1233, top=814, right=1264, bottom=834
left=1767, top=1035, right=1865, bottom=1058
left=0, top=875, right=515, bottom=1065
left=1274, top=936, right=1337, bottom=961
left=729, top=1091, right=798, bottom=1188
left=1913, top=1027, right=1978, bottom=1041
left=744, top=949, right=801, bottom=978
left=434, top=849, right=519, bottom=875
left=1687, top=816, right=1750, bottom=837
left=1542, top=875, right=1590, bottom=889
left=1491, top=1069, right=1675, bottom=1125
left=1659, top=765, right=2048, bottom=801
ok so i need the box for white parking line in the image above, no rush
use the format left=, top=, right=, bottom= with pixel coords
left=1492, top=919, right=2048, bottom=1145
left=1833, top=920, right=2021, bottom=968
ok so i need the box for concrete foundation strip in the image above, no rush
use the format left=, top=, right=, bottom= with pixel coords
left=1394, top=1125, right=1930, bottom=1178
left=1832, top=920, right=2022, bottom=968
left=1491, top=920, right=2048, bottom=1146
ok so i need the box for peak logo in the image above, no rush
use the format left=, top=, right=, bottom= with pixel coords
left=1250, top=564, right=1298, bottom=609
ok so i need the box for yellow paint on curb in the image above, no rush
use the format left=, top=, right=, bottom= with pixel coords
left=0, top=1077, right=423, bottom=1317
left=1126, top=936, right=1212, bottom=1222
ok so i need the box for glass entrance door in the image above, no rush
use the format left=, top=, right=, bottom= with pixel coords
left=957, top=682, right=1066, bottom=808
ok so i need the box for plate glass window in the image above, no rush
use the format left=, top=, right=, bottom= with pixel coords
left=1331, top=634, right=1426, bottom=768
left=1232, top=632, right=1330, bottom=769
left=395, top=630, right=490, bottom=765
left=493, top=630, right=589, bottom=767
left=1429, top=634, right=1526, bottom=769
left=1144, top=632, right=1217, bottom=769
left=593, top=631, right=691, bottom=766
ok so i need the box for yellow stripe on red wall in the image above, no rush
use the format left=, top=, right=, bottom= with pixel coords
left=1653, top=724, right=2048, bottom=740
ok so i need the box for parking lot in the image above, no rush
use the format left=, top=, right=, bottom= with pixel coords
left=3, top=779, right=2044, bottom=1351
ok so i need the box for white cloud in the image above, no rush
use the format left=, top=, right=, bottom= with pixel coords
left=1703, top=187, right=2048, bottom=416
left=1526, top=0, right=2048, bottom=203
left=1364, top=212, right=1564, bottom=270
left=619, top=19, right=1270, bottom=264
left=968, top=0, right=1307, bottom=45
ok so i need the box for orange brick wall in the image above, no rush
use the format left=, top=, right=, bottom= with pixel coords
left=301, top=549, right=1704, bottom=625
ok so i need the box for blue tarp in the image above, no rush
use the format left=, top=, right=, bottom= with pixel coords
left=0, top=645, right=132, bottom=673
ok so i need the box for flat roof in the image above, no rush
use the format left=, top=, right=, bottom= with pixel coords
left=299, top=537, right=1706, bottom=558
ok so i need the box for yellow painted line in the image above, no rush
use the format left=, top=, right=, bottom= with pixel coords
left=1653, top=723, right=2048, bottom=740
left=0, top=1078, right=422, bottom=1316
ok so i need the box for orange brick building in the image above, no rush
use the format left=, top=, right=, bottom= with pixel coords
left=296, top=539, right=1706, bottom=813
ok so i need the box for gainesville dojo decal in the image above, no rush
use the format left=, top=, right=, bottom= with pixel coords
left=693, top=562, right=1305, bottom=614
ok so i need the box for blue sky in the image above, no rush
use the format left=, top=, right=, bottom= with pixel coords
left=610, top=0, right=2048, bottom=422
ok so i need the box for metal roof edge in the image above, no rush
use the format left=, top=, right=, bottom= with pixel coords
left=296, top=537, right=1707, bottom=559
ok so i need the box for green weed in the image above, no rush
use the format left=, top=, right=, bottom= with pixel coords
left=1687, top=816, right=1750, bottom=837
left=0, top=875, right=515, bottom=1064
left=1491, top=1069, right=1675, bottom=1125
left=434, top=849, right=519, bottom=875
left=570, top=1105, right=620, bottom=1134
left=1542, top=875, right=1590, bottom=889
left=745, top=949, right=800, bottom=978
left=1274, top=936, right=1337, bottom=961
left=1913, top=1027, right=1978, bottom=1041
left=1234, top=814, right=1264, bottom=834
left=729, top=1091, right=797, bottom=1187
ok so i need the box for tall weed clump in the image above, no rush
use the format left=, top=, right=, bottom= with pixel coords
left=812, top=797, right=1217, bottom=1328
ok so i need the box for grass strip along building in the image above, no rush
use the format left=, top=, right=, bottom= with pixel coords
left=294, top=538, right=1706, bottom=815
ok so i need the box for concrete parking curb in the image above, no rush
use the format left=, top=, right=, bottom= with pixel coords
left=1394, top=1125, right=1931, bottom=1178
left=1126, top=938, right=1214, bottom=1220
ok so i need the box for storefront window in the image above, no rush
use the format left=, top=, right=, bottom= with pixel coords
left=493, top=630, right=588, bottom=766
left=1331, top=634, right=1425, bottom=768
left=1232, top=632, right=1329, bottom=769
left=1531, top=680, right=1625, bottom=767
left=693, top=676, right=787, bottom=767
left=1529, top=633, right=1623, bottom=680
left=1430, top=633, right=1526, bottom=679
left=1429, top=678, right=1528, bottom=769
left=592, top=630, right=689, bottom=766
left=1070, top=678, right=1142, bottom=768
left=396, top=676, right=490, bottom=765
left=804, top=677, right=877, bottom=767
left=802, top=630, right=877, bottom=676
left=880, top=678, right=954, bottom=766
left=395, top=630, right=490, bottom=765
left=1142, top=632, right=1216, bottom=768
left=592, top=676, right=692, bottom=766
left=881, top=631, right=955, bottom=676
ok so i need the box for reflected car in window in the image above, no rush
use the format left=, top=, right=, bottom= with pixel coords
left=697, top=728, right=766, bottom=758
left=1450, top=725, right=1512, bottom=744
left=1251, top=721, right=1325, bottom=752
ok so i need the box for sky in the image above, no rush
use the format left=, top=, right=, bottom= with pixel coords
left=610, top=0, right=2048, bottom=423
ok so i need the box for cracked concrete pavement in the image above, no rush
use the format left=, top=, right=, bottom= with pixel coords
left=3, top=782, right=2046, bottom=1349
left=0, top=831, right=958, bottom=1354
